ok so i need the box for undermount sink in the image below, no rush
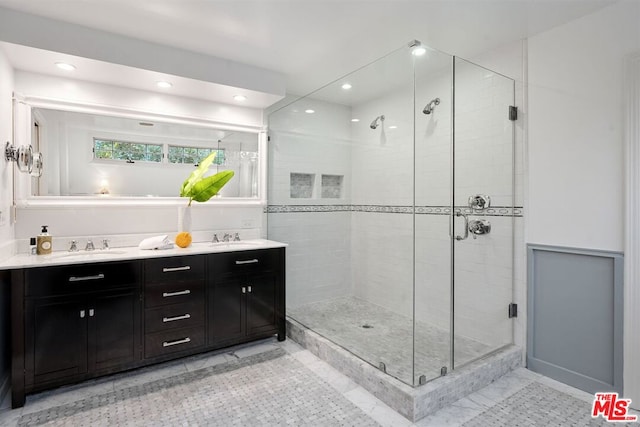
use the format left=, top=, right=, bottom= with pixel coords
left=48, top=250, right=128, bottom=259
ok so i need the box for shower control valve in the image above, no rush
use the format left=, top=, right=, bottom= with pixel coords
left=468, top=194, right=491, bottom=210
left=468, top=219, right=491, bottom=239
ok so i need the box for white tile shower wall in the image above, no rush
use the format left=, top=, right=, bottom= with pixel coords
left=351, top=212, right=413, bottom=315
left=268, top=98, right=353, bottom=308
left=268, top=211, right=351, bottom=308
left=0, top=49, right=15, bottom=261
left=268, top=98, right=352, bottom=205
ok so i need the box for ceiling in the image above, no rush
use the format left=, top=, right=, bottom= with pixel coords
left=0, top=0, right=617, bottom=100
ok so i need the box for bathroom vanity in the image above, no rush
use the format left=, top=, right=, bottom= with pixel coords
left=2, top=241, right=286, bottom=408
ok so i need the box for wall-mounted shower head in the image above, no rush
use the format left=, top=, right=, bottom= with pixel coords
left=423, top=98, right=440, bottom=115
left=370, top=115, right=385, bottom=129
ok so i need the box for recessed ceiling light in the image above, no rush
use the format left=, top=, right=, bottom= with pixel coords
left=389, top=125, right=398, bottom=129
left=233, top=95, right=247, bottom=101
left=156, top=81, right=173, bottom=88
left=411, top=46, right=427, bottom=57
left=305, top=109, right=315, bottom=114
left=341, top=83, right=352, bottom=90
left=351, top=118, right=360, bottom=122
left=55, top=62, right=76, bottom=71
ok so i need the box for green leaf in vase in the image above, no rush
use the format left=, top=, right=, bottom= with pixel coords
left=180, top=150, right=218, bottom=197
left=190, top=170, right=235, bottom=203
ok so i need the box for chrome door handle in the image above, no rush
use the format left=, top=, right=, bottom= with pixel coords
left=235, top=259, right=259, bottom=265
left=69, top=273, right=105, bottom=282
left=455, top=212, right=469, bottom=241
left=162, top=266, right=191, bottom=272
left=162, top=290, right=191, bottom=297
left=163, top=337, right=191, bottom=347
left=163, top=314, right=191, bottom=323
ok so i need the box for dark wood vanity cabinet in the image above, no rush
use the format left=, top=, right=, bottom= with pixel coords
left=12, top=261, right=142, bottom=407
left=10, top=246, right=286, bottom=409
left=209, top=248, right=286, bottom=346
left=143, top=256, right=206, bottom=359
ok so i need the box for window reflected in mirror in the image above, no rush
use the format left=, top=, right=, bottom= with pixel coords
left=33, top=108, right=260, bottom=198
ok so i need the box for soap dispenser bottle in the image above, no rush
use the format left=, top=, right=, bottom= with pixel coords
left=36, top=225, right=53, bottom=255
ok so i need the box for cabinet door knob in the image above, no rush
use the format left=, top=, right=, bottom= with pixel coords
left=248, top=286, right=252, bottom=293
left=80, top=310, right=85, bottom=318
left=242, top=287, right=246, bottom=294
left=89, top=309, right=95, bottom=317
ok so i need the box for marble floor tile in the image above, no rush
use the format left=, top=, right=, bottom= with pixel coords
left=0, top=338, right=628, bottom=427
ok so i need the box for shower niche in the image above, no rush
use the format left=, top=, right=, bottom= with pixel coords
left=268, top=40, right=516, bottom=391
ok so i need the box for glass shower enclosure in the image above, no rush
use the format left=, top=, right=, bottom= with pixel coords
left=267, top=41, right=515, bottom=386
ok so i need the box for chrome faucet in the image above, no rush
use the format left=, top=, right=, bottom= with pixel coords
left=102, top=239, right=110, bottom=250
left=212, top=233, right=220, bottom=243
left=68, top=240, right=79, bottom=252
left=85, top=239, right=95, bottom=251
left=222, top=233, right=231, bottom=242
left=233, top=233, right=240, bottom=242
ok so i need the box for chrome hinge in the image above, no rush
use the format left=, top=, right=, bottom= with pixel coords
left=508, top=303, right=518, bottom=318
left=509, top=106, right=518, bottom=121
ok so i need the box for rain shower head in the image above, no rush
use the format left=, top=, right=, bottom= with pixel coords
left=423, top=98, right=440, bottom=115
left=370, top=115, right=385, bottom=129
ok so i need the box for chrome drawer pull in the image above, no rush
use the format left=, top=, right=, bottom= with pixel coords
left=162, top=266, right=191, bottom=273
left=235, top=259, right=259, bottom=265
left=69, top=273, right=105, bottom=282
left=163, top=314, right=191, bottom=323
left=163, top=337, right=191, bottom=347
left=162, top=290, right=191, bottom=297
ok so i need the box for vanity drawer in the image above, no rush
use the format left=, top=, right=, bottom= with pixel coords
left=144, top=326, right=205, bottom=359
left=210, top=249, right=282, bottom=276
left=144, top=301, right=204, bottom=333
left=145, top=256, right=205, bottom=284
left=145, top=280, right=204, bottom=308
left=25, top=261, right=140, bottom=297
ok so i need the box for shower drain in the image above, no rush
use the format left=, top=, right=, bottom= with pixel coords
left=361, top=324, right=374, bottom=329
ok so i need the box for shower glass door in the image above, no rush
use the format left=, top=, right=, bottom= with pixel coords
left=451, top=57, right=515, bottom=368
left=413, top=50, right=455, bottom=384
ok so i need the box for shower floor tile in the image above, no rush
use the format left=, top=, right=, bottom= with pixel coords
left=288, top=297, right=492, bottom=385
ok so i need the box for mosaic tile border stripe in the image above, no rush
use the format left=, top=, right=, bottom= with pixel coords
left=266, top=204, right=523, bottom=217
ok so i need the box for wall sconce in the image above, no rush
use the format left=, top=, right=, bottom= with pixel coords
left=5, top=141, right=43, bottom=176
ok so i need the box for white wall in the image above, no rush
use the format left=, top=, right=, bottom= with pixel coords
left=528, top=1, right=640, bottom=406
left=0, top=49, right=14, bottom=256
left=528, top=2, right=639, bottom=252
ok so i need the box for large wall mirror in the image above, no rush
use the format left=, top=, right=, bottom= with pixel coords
left=19, top=104, right=265, bottom=202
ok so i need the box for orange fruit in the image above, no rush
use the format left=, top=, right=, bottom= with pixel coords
left=175, top=231, right=192, bottom=248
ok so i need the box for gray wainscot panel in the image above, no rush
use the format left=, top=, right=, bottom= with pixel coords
left=527, top=244, right=623, bottom=394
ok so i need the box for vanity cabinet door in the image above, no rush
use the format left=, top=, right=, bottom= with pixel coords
left=246, top=272, right=278, bottom=337
left=89, top=289, right=141, bottom=373
left=209, top=277, right=246, bottom=344
left=26, top=296, right=88, bottom=385
left=208, top=247, right=286, bottom=345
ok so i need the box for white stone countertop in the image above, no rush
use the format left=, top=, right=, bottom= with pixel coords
left=0, top=239, right=287, bottom=270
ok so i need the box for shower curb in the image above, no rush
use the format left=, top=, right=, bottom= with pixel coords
left=286, top=316, right=523, bottom=422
